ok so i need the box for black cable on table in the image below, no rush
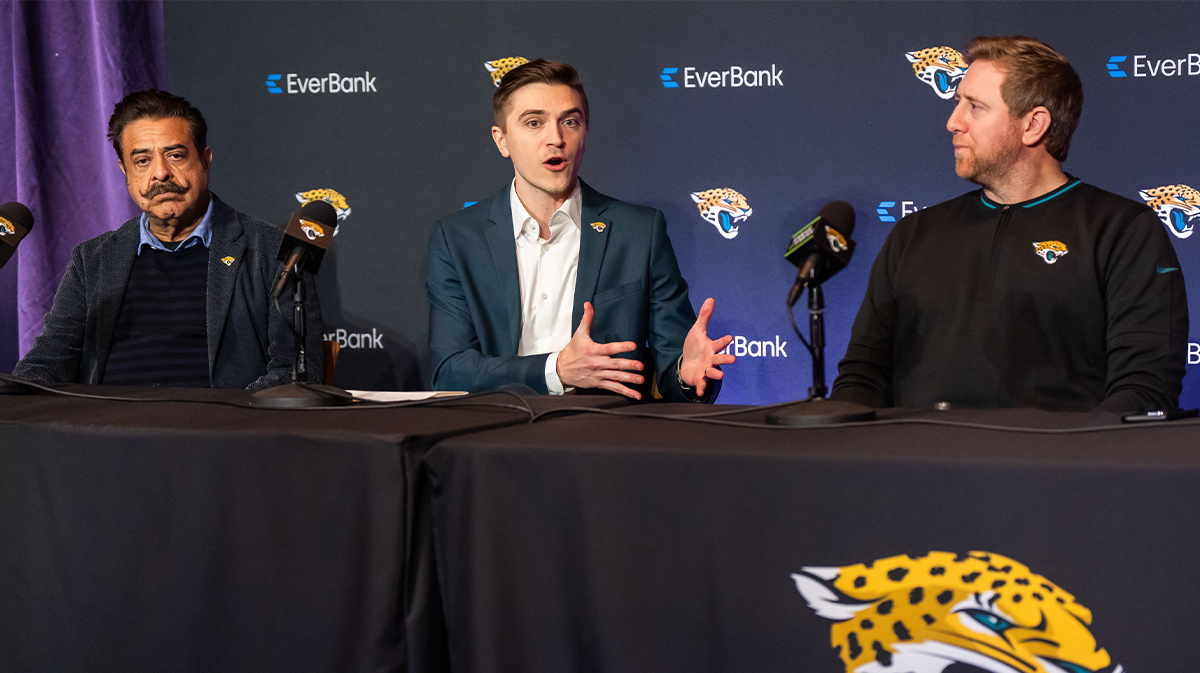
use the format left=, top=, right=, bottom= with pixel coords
left=0, top=373, right=537, bottom=419
left=526, top=404, right=1200, bottom=434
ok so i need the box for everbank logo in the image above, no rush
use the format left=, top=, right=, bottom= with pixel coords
left=266, top=72, right=377, bottom=94
left=660, top=64, right=783, bottom=88
left=719, top=335, right=788, bottom=358
left=324, top=328, right=384, bottom=350
left=1107, top=53, right=1200, bottom=78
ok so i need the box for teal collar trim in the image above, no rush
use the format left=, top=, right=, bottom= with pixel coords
left=979, top=177, right=1083, bottom=210
left=1022, top=179, right=1082, bottom=207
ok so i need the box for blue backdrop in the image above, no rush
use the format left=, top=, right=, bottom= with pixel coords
left=8, top=1, right=1199, bottom=407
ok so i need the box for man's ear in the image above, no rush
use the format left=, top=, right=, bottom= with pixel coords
left=491, top=125, right=510, bottom=158
left=202, top=146, right=213, bottom=170
left=1022, top=106, right=1052, bottom=148
left=117, top=158, right=127, bottom=176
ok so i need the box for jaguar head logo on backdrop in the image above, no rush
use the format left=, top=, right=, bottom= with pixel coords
left=906, top=47, right=969, bottom=99
left=295, top=189, right=351, bottom=235
left=1139, top=184, right=1200, bottom=239
left=691, top=188, right=753, bottom=239
left=485, top=57, right=530, bottom=87
left=0, top=217, right=13, bottom=236
left=793, top=550, right=1122, bottom=673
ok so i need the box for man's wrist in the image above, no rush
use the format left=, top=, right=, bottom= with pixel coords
left=676, top=354, right=695, bottom=391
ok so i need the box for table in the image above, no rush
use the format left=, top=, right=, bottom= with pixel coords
left=416, top=404, right=1200, bottom=673
left=0, top=385, right=626, bottom=673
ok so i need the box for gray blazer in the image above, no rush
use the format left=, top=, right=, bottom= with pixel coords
left=14, top=195, right=322, bottom=389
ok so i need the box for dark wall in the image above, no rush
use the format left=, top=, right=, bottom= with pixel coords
left=162, top=1, right=1200, bottom=404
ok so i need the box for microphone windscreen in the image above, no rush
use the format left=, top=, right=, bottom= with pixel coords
left=298, top=200, right=337, bottom=228
left=0, top=202, right=34, bottom=233
left=817, top=200, right=855, bottom=238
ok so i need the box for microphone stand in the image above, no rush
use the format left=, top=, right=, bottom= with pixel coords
left=766, top=278, right=875, bottom=426
left=806, top=282, right=826, bottom=399
left=249, top=256, right=353, bottom=408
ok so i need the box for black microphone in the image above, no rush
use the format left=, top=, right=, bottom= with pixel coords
left=784, top=201, right=856, bottom=307
left=274, top=200, right=338, bottom=298
left=0, top=201, right=35, bottom=270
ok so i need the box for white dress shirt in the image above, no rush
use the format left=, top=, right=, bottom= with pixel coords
left=511, top=180, right=582, bottom=394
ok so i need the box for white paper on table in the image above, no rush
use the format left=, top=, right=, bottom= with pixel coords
left=348, top=390, right=468, bottom=402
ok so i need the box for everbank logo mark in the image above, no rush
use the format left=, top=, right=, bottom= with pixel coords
left=266, top=72, right=377, bottom=94
left=660, top=64, right=783, bottom=88
left=876, top=201, right=925, bottom=223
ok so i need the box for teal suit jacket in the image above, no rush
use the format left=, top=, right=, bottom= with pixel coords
left=426, top=180, right=717, bottom=402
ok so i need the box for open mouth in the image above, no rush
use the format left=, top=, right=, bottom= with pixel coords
left=937, top=70, right=965, bottom=93
left=544, top=157, right=567, bottom=171
left=1171, top=210, right=1199, bottom=232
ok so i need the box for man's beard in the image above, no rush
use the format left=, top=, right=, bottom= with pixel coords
left=954, top=135, right=1022, bottom=190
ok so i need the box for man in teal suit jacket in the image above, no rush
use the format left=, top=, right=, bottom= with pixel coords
left=426, top=60, right=733, bottom=401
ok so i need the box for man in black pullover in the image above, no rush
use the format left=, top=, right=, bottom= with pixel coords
left=832, top=36, right=1187, bottom=413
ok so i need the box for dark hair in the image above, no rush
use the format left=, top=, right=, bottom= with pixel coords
left=492, top=59, right=589, bottom=130
left=107, top=89, right=208, bottom=160
left=964, top=36, right=1083, bottom=162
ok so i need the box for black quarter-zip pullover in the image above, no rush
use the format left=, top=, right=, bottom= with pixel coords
left=832, top=178, right=1188, bottom=412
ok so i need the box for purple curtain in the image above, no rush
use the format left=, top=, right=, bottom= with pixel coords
left=1, top=0, right=166, bottom=365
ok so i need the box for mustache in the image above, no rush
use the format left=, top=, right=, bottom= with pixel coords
left=142, top=180, right=188, bottom=199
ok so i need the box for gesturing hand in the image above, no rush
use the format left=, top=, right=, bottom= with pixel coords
left=556, top=302, right=646, bottom=400
left=679, top=297, right=736, bottom=398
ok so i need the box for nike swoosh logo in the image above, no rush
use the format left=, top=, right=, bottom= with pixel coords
left=1157, top=265, right=1180, bottom=274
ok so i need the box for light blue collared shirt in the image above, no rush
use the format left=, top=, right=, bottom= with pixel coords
left=137, top=196, right=214, bottom=254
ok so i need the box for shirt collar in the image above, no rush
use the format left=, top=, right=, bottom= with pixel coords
left=138, top=195, right=214, bottom=254
left=978, top=174, right=1082, bottom=210
left=509, top=179, right=582, bottom=241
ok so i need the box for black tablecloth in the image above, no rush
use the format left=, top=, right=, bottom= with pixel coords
left=418, top=405, right=1200, bottom=673
left=0, top=386, right=626, bottom=673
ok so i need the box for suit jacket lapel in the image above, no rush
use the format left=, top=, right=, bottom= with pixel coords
left=205, top=195, right=246, bottom=379
left=573, top=180, right=610, bottom=328
left=485, top=186, right=522, bottom=353
left=90, top=219, right=140, bottom=380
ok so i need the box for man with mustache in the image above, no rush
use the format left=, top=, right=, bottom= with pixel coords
left=426, top=60, right=734, bottom=400
left=832, top=36, right=1187, bottom=412
left=14, top=89, right=322, bottom=388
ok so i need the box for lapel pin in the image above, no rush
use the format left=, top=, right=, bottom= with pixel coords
left=590, top=221, right=607, bottom=233
left=221, top=256, right=235, bottom=267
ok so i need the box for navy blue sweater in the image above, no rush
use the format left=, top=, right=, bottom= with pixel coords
left=103, top=243, right=211, bottom=386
